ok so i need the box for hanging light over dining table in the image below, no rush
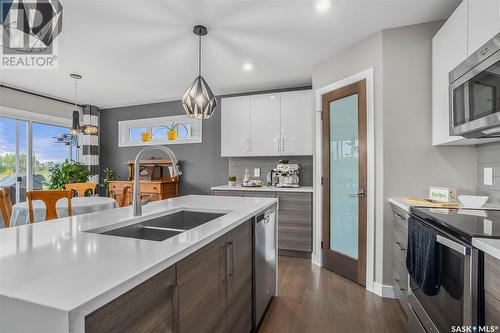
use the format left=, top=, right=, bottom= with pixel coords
left=181, top=25, right=217, bottom=119
left=69, top=73, right=98, bottom=136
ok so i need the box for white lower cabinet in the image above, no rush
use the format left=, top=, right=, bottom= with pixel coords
left=221, top=90, right=313, bottom=157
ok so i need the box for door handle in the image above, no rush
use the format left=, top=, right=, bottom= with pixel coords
left=348, top=189, right=366, bottom=198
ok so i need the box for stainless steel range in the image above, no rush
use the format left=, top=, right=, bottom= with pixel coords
left=407, top=207, right=500, bottom=332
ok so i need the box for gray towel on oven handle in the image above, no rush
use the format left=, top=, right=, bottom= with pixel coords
left=406, top=216, right=441, bottom=296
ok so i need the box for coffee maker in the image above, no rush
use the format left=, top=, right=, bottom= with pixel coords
left=271, top=160, right=300, bottom=188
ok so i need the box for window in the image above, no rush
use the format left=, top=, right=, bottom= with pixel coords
left=0, top=116, right=74, bottom=203
left=129, top=127, right=148, bottom=142
left=119, top=115, right=202, bottom=147
left=32, top=122, right=76, bottom=185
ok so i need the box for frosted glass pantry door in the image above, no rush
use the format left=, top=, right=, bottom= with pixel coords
left=329, top=94, right=359, bottom=259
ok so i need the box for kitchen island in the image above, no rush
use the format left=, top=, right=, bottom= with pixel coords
left=0, top=195, right=277, bottom=333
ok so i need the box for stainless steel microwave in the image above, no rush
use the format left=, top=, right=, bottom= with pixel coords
left=449, top=32, right=500, bottom=138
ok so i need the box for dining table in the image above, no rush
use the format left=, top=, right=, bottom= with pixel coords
left=8, top=196, right=118, bottom=227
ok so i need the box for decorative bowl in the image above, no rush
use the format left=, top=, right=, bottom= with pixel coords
left=457, top=195, right=489, bottom=208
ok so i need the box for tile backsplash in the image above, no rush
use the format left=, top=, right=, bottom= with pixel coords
left=477, top=142, right=500, bottom=204
left=228, top=156, right=313, bottom=186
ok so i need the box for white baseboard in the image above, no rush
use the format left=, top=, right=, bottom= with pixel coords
left=372, top=282, right=396, bottom=299
left=311, top=253, right=321, bottom=267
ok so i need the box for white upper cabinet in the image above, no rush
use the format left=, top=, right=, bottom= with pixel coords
left=468, top=0, right=500, bottom=55
left=221, top=90, right=313, bottom=157
left=221, top=96, right=251, bottom=156
left=432, top=0, right=500, bottom=146
left=280, top=90, right=313, bottom=155
left=432, top=0, right=468, bottom=146
left=250, top=93, right=282, bottom=156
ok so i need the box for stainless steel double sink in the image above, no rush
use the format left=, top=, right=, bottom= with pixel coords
left=90, top=210, right=226, bottom=242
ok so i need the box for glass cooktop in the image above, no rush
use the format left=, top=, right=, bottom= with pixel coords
left=411, top=207, right=500, bottom=243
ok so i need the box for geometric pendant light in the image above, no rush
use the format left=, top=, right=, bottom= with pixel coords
left=181, top=25, right=217, bottom=119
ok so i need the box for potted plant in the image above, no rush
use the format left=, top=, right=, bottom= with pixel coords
left=100, top=167, right=117, bottom=196
left=44, top=160, right=91, bottom=190
left=166, top=123, right=188, bottom=141
left=228, top=176, right=237, bottom=186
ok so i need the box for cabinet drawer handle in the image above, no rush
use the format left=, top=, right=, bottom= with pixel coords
left=395, top=242, right=406, bottom=251
left=394, top=278, right=405, bottom=291
left=394, top=213, right=406, bottom=221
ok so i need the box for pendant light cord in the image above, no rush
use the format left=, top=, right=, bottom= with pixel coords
left=74, top=77, right=78, bottom=110
left=198, top=34, right=202, bottom=77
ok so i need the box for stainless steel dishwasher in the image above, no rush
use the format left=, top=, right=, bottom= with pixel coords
left=253, top=204, right=277, bottom=328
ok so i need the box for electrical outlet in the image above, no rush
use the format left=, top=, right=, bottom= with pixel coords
left=254, top=168, right=261, bottom=178
left=484, top=167, right=494, bottom=186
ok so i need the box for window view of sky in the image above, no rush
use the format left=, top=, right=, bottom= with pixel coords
left=0, top=117, right=72, bottom=161
left=0, top=117, right=73, bottom=182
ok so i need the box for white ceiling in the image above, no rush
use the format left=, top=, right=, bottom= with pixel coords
left=1, top=0, right=459, bottom=109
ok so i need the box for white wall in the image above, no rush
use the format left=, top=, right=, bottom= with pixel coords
left=0, top=86, right=74, bottom=120
left=312, top=21, right=477, bottom=288
left=381, top=22, right=476, bottom=283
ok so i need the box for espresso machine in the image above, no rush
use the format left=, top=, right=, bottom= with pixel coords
left=267, top=160, right=300, bottom=188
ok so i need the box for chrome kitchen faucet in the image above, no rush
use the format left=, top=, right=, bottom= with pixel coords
left=132, top=146, right=182, bottom=216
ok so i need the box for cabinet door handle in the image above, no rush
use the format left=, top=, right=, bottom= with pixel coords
left=281, top=137, right=285, bottom=153
left=395, top=242, right=406, bottom=251
left=394, top=278, right=405, bottom=291
left=228, top=241, right=235, bottom=277
left=225, top=243, right=231, bottom=280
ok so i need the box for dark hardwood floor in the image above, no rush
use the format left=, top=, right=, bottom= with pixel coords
left=259, top=256, right=407, bottom=333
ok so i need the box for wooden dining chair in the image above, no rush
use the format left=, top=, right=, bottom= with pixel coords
left=0, top=188, right=12, bottom=228
left=26, top=190, right=73, bottom=223
left=1, top=188, right=13, bottom=226
left=110, top=185, right=131, bottom=207
left=65, top=182, right=97, bottom=197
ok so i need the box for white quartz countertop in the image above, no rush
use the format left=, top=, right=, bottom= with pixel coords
left=211, top=184, right=314, bottom=193
left=472, top=238, right=500, bottom=260
left=0, top=195, right=276, bottom=332
left=388, top=197, right=500, bottom=213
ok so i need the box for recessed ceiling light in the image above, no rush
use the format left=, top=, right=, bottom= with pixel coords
left=243, top=62, right=253, bottom=71
left=315, top=0, right=331, bottom=12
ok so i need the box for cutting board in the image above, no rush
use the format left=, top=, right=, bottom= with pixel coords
left=402, top=197, right=460, bottom=208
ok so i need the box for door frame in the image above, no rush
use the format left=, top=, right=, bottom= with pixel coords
left=313, top=68, right=376, bottom=293
left=321, top=80, right=367, bottom=286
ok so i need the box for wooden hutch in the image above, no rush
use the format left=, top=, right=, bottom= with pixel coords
left=108, top=159, right=180, bottom=207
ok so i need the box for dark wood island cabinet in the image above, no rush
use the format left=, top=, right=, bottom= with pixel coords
left=84, top=220, right=254, bottom=333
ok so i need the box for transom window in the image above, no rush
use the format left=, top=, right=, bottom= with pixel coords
left=118, top=115, right=202, bottom=147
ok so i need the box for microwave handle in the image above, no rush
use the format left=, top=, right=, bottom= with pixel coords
left=436, top=235, right=471, bottom=256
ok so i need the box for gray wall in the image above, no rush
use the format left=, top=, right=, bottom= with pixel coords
left=229, top=156, right=313, bottom=186
left=100, top=99, right=228, bottom=195
left=477, top=142, right=500, bottom=203
left=313, top=21, right=478, bottom=286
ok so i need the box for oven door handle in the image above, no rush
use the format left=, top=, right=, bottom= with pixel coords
left=436, top=235, right=471, bottom=256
